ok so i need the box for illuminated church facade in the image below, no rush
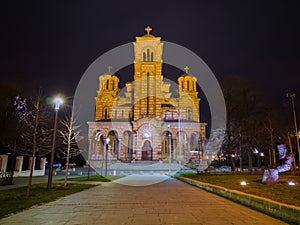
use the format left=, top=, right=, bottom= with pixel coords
left=87, top=27, right=206, bottom=165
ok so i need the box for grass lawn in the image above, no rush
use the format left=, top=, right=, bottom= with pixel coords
left=66, top=175, right=111, bottom=182
left=180, top=172, right=300, bottom=207
left=0, top=183, right=95, bottom=219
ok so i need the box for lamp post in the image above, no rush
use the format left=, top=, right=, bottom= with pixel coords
left=168, top=125, right=171, bottom=174
left=47, top=96, right=63, bottom=191
left=260, top=152, right=264, bottom=168
left=197, top=138, right=201, bottom=172
left=286, top=92, right=300, bottom=171
left=105, top=137, right=110, bottom=176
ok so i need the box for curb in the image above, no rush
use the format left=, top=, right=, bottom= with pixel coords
left=176, top=176, right=300, bottom=225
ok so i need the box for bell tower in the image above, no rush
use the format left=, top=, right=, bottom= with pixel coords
left=95, top=66, right=120, bottom=121
left=133, top=26, right=164, bottom=121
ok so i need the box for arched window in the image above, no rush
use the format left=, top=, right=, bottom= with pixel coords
left=143, top=48, right=154, bottom=62
left=112, top=80, right=114, bottom=90
left=106, top=80, right=109, bottom=90
left=188, top=109, right=192, bottom=120
left=187, top=80, right=189, bottom=91
left=190, top=133, right=197, bottom=151
left=104, top=108, right=108, bottom=119
left=147, top=49, right=150, bottom=61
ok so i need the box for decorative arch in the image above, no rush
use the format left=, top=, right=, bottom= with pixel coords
left=141, top=140, right=153, bottom=160
left=107, top=130, right=120, bottom=160
left=92, top=130, right=105, bottom=160
left=161, top=130, right=173, bottom=160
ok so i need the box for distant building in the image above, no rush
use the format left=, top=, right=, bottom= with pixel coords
left=87, top=27, right=206, bottom=166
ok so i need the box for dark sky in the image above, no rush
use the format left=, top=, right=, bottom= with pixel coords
left=1, top=0, right=299, bottom=120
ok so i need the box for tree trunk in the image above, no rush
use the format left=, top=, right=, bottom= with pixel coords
left=226, top=107, right=237, bottom=172
left=247, top=143, right=253, bottom=172
left=26, top=94, right=40, bottom=196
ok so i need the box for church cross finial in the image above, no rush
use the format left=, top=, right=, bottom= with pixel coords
left=184, top=66, right=189, bottom=74
left=145, top=26, right=152, bottom=35
left=107, top=65, right=112, bottom=74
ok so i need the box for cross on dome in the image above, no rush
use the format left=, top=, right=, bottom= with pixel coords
left=184, top=66, right=189, bottom=74
left=145, top=26, right=152, bottom=35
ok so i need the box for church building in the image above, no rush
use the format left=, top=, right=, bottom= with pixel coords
left=87, top=27, right=206, bottom=166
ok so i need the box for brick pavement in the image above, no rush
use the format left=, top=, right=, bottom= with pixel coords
left=0, top=175, right=287, bottom=225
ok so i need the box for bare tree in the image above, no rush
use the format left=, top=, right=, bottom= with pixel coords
left=222, top=75, right=268, bottom=172
left=58, top=108, right=82, bottom=187
left=14, top=88, right=52, bottom=196
left=224, top=90, right=237, bottom=172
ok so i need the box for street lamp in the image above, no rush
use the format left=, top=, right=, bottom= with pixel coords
left=253, top=148, right=261, bottom=169
left=286, top=92, right=300, bottom=171
left=105, top=137, right=110, bottom=176
left=47, top=96, right=63, bottom=190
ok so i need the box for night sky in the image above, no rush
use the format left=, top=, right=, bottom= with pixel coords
left=2, top=0, right=300, bottom=119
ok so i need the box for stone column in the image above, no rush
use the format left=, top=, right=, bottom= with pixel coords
left=88, top=138, right=93, bottom=162
left=0, top=155, right=8, bottom=173
left=133, top=132, right=138, bottom=160
left=118, top=138, right=122, bottom=160
left=15, top=156, right=24, bottom=172
left=28, top=157, right=36, bottom=170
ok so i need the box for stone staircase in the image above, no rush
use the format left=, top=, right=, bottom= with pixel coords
left=92, top=160, right=183, bottom=171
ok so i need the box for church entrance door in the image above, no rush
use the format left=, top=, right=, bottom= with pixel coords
left=142, top=140, right=153, bottom=160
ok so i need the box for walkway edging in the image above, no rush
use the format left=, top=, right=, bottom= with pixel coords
left=176, top=176, right=300, bottom=225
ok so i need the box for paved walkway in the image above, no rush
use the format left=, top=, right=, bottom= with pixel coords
left=0, top=175, right=287, bottom=225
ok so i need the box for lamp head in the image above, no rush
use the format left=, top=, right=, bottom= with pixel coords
left=105, top=137, right=110, bottom=144
left=53, top=96, right=63, bottom=110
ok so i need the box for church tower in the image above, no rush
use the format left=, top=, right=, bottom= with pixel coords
left=95, top=66, right=120, bottom=121
left=133, top=26, right=164, bottom=121
left=89, top=27, right=206, bottom=164
left=178, top=66, right=200, bottom=122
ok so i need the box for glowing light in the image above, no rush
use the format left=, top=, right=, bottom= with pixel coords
left=143, top=130, right=151, bottom=138
left=260, top=152, right=264, bottom=157
left=240, top=181, right=247, bottom=186
left=288, top=181, right=296, bottom=186
left=53, top=96, right=63, bottom=110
